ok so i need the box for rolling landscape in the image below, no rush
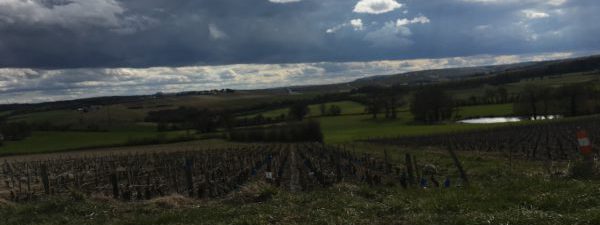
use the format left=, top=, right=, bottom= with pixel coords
left=1, top=54, right=600, bottom=224
left=2, top=0, right=600, bottom=224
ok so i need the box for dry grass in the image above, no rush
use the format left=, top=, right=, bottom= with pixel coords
left=0, top=198, right=13, bottom=207
left=226, top=181, right=279, bottom=204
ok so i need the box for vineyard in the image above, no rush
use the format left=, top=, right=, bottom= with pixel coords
left=0, top=143, right=406, bottom=202
left=369, top=116, right=600, bottom=161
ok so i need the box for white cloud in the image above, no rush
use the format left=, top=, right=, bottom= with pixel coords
left=396, top=19, right=410, bottom=27
left=362, top=16, right=429, bottom=47
left=326, top=23, right=345, bottom=33
left=326, top=19, right=365, bottom=33
left=410, top=16, right=431, bottom=24
left=396, top=16, right=430, bottom=27
left=522, top=10, right=550, bottom=19
left=329, top=15, right=429, bottom=44
left=268, top=0, right=301, bottom=3
left=353, top=0, right=403, bottom=14
left=350, top=19, right=364, bottom=31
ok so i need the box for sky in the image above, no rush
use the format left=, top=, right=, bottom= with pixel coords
left=1, top=0, right=599, bottom=103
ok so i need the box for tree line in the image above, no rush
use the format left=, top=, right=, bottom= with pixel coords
left=514, top=83, right=600, bottom=117
left=0, top=121, right=32, bottom=145
left=145, top=107, right=232, bottom=133
left=145, top=102, right=322, bottom=136
left=352, top=85, right=408, bottom=119
left=350, top=85, right=456, bottom=123
left=235, top=102, right=343, bottom=127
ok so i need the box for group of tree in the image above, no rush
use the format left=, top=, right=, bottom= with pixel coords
left=358, top=85, right=408, bottom=119
left=356, top=85, right=457, bottom=122
left=456, top=87, right=516, bottom=106
left=288, top=103, right=310, bottom=121
left=410, top=87, right=455, bottom=123
left=235, top=113, right=287, bottom=127
left=514, top=83, right=600, bottom=117
left=146, top=107, right=229, bottom=133
left=0, top=122, right=32, bottom=142
left=236, top=102, right=343, bottom=128
left=319, top=104, right=342, bottom=116
left=228, top=92, right=350, bottom=117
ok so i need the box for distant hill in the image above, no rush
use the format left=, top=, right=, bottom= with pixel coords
left=282, top=54, right=600, bottom=93
left=350, top=54, right=600, bottom=87
left=2, top=54, right=600, bottom=112
left=351, top=63, right=533, bottom=86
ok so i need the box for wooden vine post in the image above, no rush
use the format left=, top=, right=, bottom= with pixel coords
left=184, top=157, right=194, bottom=197
left=110, top=171, right=119, bottom=199
left=405, top=154, right=415, bottom=186
left=40, top=164, right=50, bottom=195
left=448, top=146, right=469, bottom=186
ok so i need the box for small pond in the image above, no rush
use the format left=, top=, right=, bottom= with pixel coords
left=458, top=115, right=562, bottom=124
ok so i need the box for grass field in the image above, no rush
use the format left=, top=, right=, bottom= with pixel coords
left=239, top=101, right=366, bottom=119
left=2, top=144, right=598, bottom=225
left=0, top=103, right=519, bottom=154
left=318, top=111, right=505, bottom=143
left=0, top=128, right=191, bottom=156
left=451, top=71, right=600, bottom=100
left=509, top=71, right=600, bottom=88
left=8, top=105, right=147, bottom=129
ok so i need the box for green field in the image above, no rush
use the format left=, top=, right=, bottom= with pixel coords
left=0, top=128, right=190, bottom=155
left=318, top=113, right=504, bottom=143
left=239, top=101, right=366, bottom=119
left=509, top=72, right=600, bottom=88
left=451, top=72, right=600, bottom=100
left=0, top=103, right=517, bottom=154
left=8, top=105, right=148, bottom=131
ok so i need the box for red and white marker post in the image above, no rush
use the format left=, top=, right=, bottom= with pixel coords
left=577, top=130, right=593, bottom=157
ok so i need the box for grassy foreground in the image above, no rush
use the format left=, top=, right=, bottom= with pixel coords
left=2, top=144, right=599, bottom=225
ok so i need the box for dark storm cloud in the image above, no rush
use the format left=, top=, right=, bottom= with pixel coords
left=1, top=0, right=600, bottom=103
left=0, top=0, right=599, bottom=68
